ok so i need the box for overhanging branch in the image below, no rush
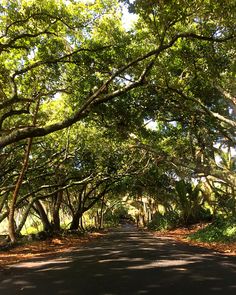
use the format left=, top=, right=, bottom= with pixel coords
left=0, top=32, right=235, bottom=148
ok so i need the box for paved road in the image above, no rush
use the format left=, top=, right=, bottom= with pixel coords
left=0, top=226, right=236, bottom=294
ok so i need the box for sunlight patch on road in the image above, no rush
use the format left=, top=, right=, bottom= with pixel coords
left=127, top=259, right=196, bottom=270
left=174, top=267, right=188, bottom=271
left=11, top=257, right=72, bottom=269
left=37, top=265, right=70, bottom=272
left=99, top=257, right=144, bottom=263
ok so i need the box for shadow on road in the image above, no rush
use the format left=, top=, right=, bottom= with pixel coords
left=1, top=225, right=236, bottom=294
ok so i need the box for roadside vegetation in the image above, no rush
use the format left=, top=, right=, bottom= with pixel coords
left=189, top=217, right=236, bottom=243
left=0, top=0, right=235, bottom=255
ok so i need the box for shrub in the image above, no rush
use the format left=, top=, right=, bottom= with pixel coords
left=189, top=216, right=236, bottom=243
left=147, top=211, right=181, bottom=231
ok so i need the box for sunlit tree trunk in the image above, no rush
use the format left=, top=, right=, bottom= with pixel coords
left=79, top=215, right=85, bottom=232
left=35, top=200, right=52, bottom=232
left=16, top=199, right=35, bottom=235
left=8, top=138, right=33, bottom=242
left=8, top=99, right=40, bottom=243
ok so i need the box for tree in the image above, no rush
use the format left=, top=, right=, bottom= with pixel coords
left=0, top=0, right=235, bottom=148
left=1, top=0, right=235, bottom=239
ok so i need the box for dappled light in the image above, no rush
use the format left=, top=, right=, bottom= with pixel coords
left=0, top=0, right=236, bottom=293
left=1, top=228, right=236, bottom=294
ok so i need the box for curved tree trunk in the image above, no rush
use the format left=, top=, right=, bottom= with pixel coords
left=16, top=199, right=34, bottom=235
left=70, top=189, right=83, bottom=230
left=8, top=99, right=40, bottom=243
left=51, top=190, right=63, bottom=231
left=8, top=137, right=33, bottom=243
left=35, top=200, right=52, bottom=232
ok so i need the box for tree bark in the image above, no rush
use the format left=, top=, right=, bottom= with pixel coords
left=34, top=200, right=52, bottom=232
left=99, top=196, right=105, bottom=229
left=8, top=99, right=40, bottom=243
left=51, top=190, right=63, bottom=231
left=16, top=199, right=34, bottom=234
left=70, top=209, right=83, bottom=230
left=8, top=138, right=33, bottom=242
left=69, top=189, right=83, bottom=230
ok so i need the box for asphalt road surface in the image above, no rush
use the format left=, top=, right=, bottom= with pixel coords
left=0, top=225, right=236, bottom=295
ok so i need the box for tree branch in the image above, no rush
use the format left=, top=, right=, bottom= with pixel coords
left=168, top=86, right=236, bottom=129
left=0, top=109, right=30, bottom=130
left=0, top=32, right=234, bottom=148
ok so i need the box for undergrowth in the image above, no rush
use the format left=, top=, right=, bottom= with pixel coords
left=189, top=217, right=236, bottom=243
left=147, top=212, right=180, bottom=231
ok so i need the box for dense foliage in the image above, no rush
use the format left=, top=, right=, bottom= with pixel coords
left=0, top=0, right=235, bottom=242
left=189, top=217, right=236, bottom=243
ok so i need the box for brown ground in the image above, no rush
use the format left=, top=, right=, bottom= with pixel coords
left=153, top=224, right=236, bottom=256
left=0, top=232, right=106, bottom=270
left=0, top=225, right=235, bottom=271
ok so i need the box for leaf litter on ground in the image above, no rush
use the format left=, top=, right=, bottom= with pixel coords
left=0, top=231, right=106, bottom=271
left=153, top=223, right=236, bottom=256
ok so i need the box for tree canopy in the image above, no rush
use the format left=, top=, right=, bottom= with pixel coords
left=0, top=0, right=235, bottom=242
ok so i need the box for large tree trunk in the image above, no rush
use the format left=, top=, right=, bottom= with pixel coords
left=34, top=200, right=52, bottom=232
left=16, top=199, right=34, bottom=235
left=8, top=99, right=40, bottom=243
left=70, top=189, right=83, bottom=230
left=8, top=137, right=33, bottom=243
left=70, top=210, right=83, bottom=230
left=99, top=196, right=105, bottom=229
left=51, top=190, right=63, bottom=231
